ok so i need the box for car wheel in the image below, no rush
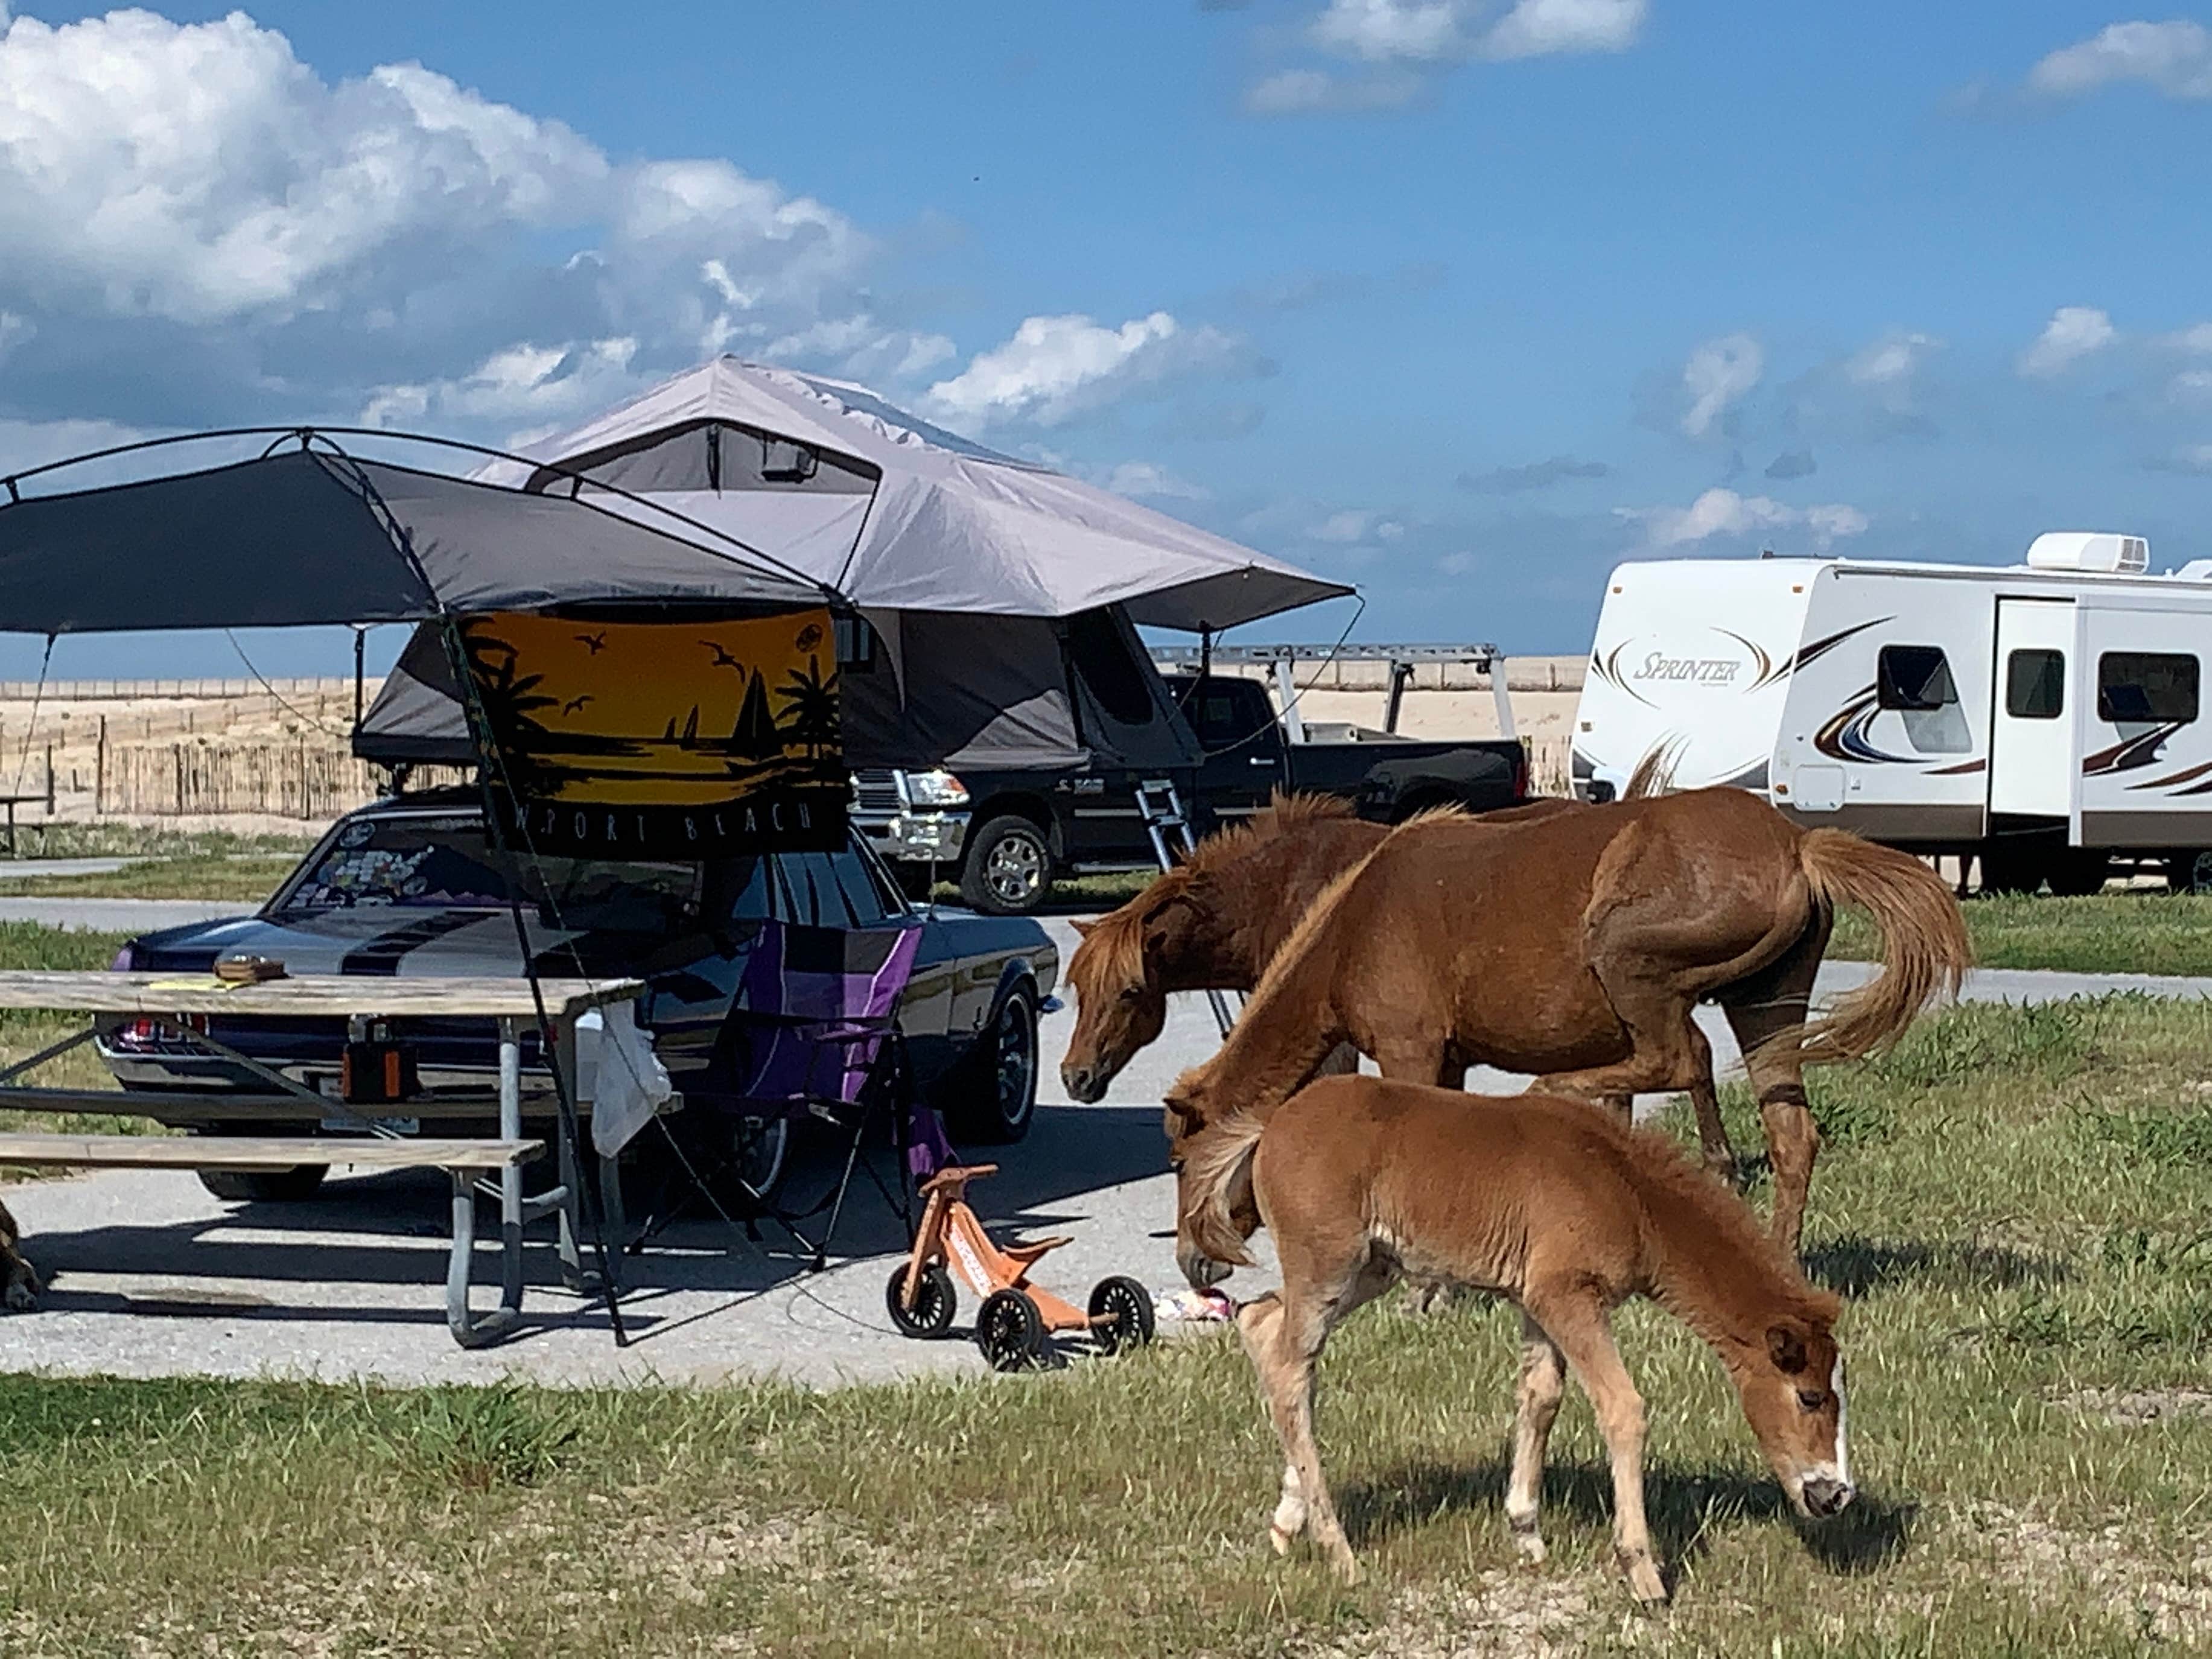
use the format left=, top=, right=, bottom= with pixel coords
left=959, top=816, right=1052, bottom=915
left=728, top=1115, right=791, bottom=1200
left=197, top=1163, right=329, bottom=1203
left=947, top=986, right=1038, bottom=1144
left=2170, top=851, right=2212, bottom=895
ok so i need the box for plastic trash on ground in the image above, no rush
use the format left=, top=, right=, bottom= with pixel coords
left=1153, top=1286, right=1237, bottom=1324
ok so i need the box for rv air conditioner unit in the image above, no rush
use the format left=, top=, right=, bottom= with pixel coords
left=2026, top=531, right=2149, bottom=574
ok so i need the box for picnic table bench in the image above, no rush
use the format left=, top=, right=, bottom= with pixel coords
left=0, top=971, right=641, bottom=1347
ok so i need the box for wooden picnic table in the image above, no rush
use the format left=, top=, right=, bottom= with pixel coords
left=0, top=971, right=643, bottom=1347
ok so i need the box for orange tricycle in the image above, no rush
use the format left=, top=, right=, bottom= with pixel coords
left=885, top=1163, right=1154, bottom=1371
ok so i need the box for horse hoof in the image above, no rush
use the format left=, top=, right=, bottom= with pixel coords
left=1327, top=1552, right=1361, bottom=1585
left=1268, top=1524, right=1295, bottom=1557
left=1622, top=1555, right=1668, bottom=1606
left=4, top=1281, right=36, bottom=1313
left=1514, top=1532, right=1547, bottom=1565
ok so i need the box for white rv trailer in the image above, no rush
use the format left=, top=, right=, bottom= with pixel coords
left=1572, top=534, right=2212, bottom=892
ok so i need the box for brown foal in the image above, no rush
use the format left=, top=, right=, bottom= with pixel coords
left=1167, top=788, right=1969, bottom=1277
left=0, top=1196, right=36, bottom=1312
left=1187, top=1075, right=1852, bottom=1603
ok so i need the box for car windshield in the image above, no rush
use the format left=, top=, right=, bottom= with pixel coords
left=276, top=814, right=752, bottom=936
left=275, top=811, right=903, bottom=933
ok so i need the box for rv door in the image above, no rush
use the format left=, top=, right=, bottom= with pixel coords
left=1988, top=598, right=2077, bottom=826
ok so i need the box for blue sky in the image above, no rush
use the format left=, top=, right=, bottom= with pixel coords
left=1, top=1, right=2209, bottom=677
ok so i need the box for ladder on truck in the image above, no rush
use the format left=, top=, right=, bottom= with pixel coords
left=1134, top=779, right=1236, bottom=1038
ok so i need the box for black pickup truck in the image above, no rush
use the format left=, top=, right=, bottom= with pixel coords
left=852, top=672, right=1528, bottom=913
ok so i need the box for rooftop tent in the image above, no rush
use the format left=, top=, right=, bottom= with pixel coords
left=468, top=357, right=1350, bottom=630
left=358, top=358, right=1352, bottom=773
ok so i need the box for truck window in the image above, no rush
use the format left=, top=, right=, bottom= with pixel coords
left=1189, top=681, right=1271, bottom=750
left=2004, top=650, right=2065, bottom=720
left=1876, top=644, right=1971, bottom=753
left=2098, top=652, right=2199, bottom=725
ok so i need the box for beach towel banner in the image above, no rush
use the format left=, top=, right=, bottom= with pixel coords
left=459, top=609, right=846, bottom=855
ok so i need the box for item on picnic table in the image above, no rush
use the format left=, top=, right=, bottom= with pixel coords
left=213, top=956, right=288, bottom=985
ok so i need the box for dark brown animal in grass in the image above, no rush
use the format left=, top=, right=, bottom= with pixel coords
left=1184, top=1074, right=1852, bottom=1603
left=1165, top=787, right=1969, bottom=1284
left=1060, top=791, right=1583, bottom=1104
left=0, top=1196, right=37, bottom=1311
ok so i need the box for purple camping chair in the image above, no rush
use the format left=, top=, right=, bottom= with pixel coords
left=687, top=918, right=953, bottom=1269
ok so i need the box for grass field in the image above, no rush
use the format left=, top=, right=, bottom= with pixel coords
left=0, top=923, right=161, bottom=1150
left=2, top=992, right=2210, bottom=1654
left=0, top=849, right=298, bottom=901
left=1831, top=890, right=2212, bottom=979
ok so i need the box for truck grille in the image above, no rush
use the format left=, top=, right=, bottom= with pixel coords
left=851, top=770, right=903, bottom=813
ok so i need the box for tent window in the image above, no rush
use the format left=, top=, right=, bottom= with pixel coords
left=1876, top=644, right=1971, bottom=753
left=2098, top=652, right=2199, bottom=725
left=1066, top=611, right=1156, bottom=727
left=2004, top=650, right=2065, bottom=720
left=834, top=615, right=876, bottom=674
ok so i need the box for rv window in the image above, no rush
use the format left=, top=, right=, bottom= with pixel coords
left=1877, top=646, right=1954, bottom=711
left=2004, top=650, right=2065, bottom=721
left=1875, top=644, right=1971, bottom=753
left=2097, top=653, right=2199, bottom=725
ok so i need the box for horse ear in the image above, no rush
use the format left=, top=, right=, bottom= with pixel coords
left=1766, top=1323, right=1809, bottom=1374
left=1070, top=918, right=1096, bottom=938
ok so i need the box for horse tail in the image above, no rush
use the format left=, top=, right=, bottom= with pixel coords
left=1180, top=1109, right=1270, bottom=1270
left=1793, top=829, right=1971, bottom=1062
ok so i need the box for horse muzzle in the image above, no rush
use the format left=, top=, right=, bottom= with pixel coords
left=1060, top=1062, right=1108, bottom=1104
left=1797, top=1474, right=1855, bottom=1519
left=1177, top=1239, right=1233, bottom=1291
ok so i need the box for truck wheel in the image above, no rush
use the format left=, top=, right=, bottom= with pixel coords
left=197, top=1163, right=328, bottom=1203
left=960, top=816, right=1052, bottom=915
left=946, top=986, right=1038, bottom=1144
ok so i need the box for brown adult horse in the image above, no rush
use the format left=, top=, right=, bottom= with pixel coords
left=1060, top=791, right=1581, bottom=1104
left=1187, top=1074, right=1852, bottom=1603
left=1166, top=787, right=1970, bottom=1281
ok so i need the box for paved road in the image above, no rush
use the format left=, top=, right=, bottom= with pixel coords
left=0, top=915, right=2201, bottom=1389
left=0, top=898, right=246, bottom=931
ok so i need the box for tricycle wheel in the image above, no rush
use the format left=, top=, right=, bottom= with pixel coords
left=1088, top=1275, right=1155, bottom=1354
left=975, top=1287, right=1045, bottom=1371
left=885, top=1263, right=956, bottom=1339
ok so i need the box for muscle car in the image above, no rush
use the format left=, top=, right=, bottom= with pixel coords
left=97, top=788, right=1058, bottom=1201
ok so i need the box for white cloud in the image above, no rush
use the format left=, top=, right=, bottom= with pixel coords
left=1101, top=461, right=1210, bottom=501
left=1311, top=508, right=1406, bottom=544
left=2018, top=306, right=2117, bottom=377
left=923, top=311, right=1255, bottom=429
left=1680, top=332, right=1762, bottom=438
left=0, top=8, right=902, bottom=436
left=1309, top=0, right=1645, bottom=63
left=2152, top=443, right=2212, bottom=474
left=2166, top=322, right=2212, bottom=355
left=360, top=337, right=638, bottom=436
left=1242, top=68, right=1422, bottom=114
left=1616, top=487, right=1868, bottom=551
left=1845, top=331, right=1939, bottom=387
left=2027, top=20, right=2212, bottom=100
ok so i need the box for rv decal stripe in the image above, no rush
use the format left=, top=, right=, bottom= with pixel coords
left=2127, top=759, right=2212, bottom=793
left=1813, top=687, right=1919, bottom=766
left=1924, top=759, right=1988, bottom=776
left=1715, top=629, right=1774, bottom=689
left=2083, top=723, right=2182, bottom=777
left=1769, top=617, right=1890, bottom=691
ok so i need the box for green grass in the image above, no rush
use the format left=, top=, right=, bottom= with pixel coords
left=0, top=822, right=316, bottom=860
left=3, top=994, right=2212, bottom=1653
left=0, top=850, right=296, bottom=901
left=1832, top=890, right=2212, bottom=979
left=0, top=924, right=163, bottom=1148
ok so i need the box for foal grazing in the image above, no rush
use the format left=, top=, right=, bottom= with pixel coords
left=1190, top=1076, right=1851, bottom=1603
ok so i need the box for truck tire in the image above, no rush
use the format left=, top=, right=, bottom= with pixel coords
left=959, top=816, right=1052, bottom=915
left=197, top=1163, right=329, bottom=1203
left=945, top=985, right=1038, bottom=1144
left=2169, top=851, right=2212, bottom=895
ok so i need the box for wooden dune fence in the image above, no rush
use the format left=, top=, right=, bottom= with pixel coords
left=99, top=743, right=463, bottom=819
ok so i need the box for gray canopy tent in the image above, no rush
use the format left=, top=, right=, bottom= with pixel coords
left=356, top=357, right=1353, bottom=775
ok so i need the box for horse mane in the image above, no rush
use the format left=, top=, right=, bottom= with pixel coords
left=1066, top=793, right=1358, bottom=1005
left=1619, top=1116, right=1841, bottom=1339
